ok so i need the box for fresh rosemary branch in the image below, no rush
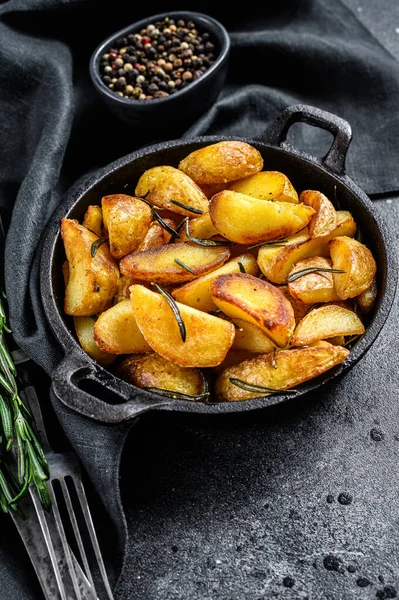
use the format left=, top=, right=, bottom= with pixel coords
left=0, top=290, right=51, bottom=513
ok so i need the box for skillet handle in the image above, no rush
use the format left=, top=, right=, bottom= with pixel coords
left=51, top=349, right=172, bottom=423
left=264, top=104, right=352, bottom=175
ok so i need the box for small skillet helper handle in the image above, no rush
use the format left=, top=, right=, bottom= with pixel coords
left=264, top=104, right=353, bottom=175
left=51, top=349, right=172, bottom=423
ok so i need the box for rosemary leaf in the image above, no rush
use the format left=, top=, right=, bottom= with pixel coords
left=174, top=258, right=196, bottom=274
left=229, top=378, right=298, bottom=394
left=247, top=239, right=288, bottom=250
left=0, top=394, right=13, bottom=447
left=151, top=283, right=186, bottom=342
left=152, top=209, right=181, bottom=238
left=238, top=261, right=246, bottom=273
left=170, top=200, right=203, bottom=214
left=143, top=386, right=210, bottom=402
left=184, top=219, right=235, bottom=247
left=168, top=218, right=186, bottom=244
left=287, top=267, right=346, bottom=283
left=90, top=237, right=108, bottom=258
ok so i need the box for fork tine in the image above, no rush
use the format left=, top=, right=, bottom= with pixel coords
left=29, top=487, right=69, bottom=600
left=60, top=477, right=96, bottom=592
left=73, top=477, right=115, bottom=600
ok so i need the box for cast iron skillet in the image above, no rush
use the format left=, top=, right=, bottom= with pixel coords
left=41, top=104, right=397, bottom=423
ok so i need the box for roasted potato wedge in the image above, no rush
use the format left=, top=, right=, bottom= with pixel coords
left=178, top=141, right=264, bottom=185
left=330, top=236, right=377, bottom=299
left=214, top=344, right=350, bottom=401
left=135, top=166, right=209, bottom=216
left=62, top=260, right=70, bottom=286
left=300, top=190, right=337, bottom=237
left=209, top=190, right=315, bottom=244
left=102, top=194, right=152, bottom=259
left=278, top=285, right=311, bottom=324
left=257, top=211, right=357, bottom=284
left=290, top=305, right=365, bottom=346
left=211, top=273, right=295, bottom=348
left=74, top=316, right=116, bottom=366
left=288, top=257, right=340, bottom=303
left=61, top=218, right=119, bottom=316
left=136, top=219, right=175, bottom=251
left=117, top=352, right=205, bottom=395
left=212, top=349, right=258, bottom=375
left=228, top=171, right=299, bottom=203
left=94, top=299, right=152, bottom=354
left=172, top=253, right=258, bottom=312
left=178, top=212, right=219, bottom=242
left=120, top=242, right=231, bottom=285
left=232, top=319, right=276, bottom=353
left=82, top=205, right=103, bottom=237
left=131, top=285, right=235, bottom=367
left=357, top=277, right=377, bottom=315
left=200, top=183, right=228, bottom=198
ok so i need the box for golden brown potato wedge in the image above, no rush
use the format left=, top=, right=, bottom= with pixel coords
left=212, top=349, right=258, bottom=375
left=209, top=190, right=315, bottom=244
left=172, top=253, right=258, bottom=312
left=114, top=275, right=150, bottom=303
left=93, top=300, right=152, bottom=354
left=131, top=285, right=235, bottom=367
left=82, top=205, right=103, bottom=237
left=136, top=219, right=175, bottom=251
left=211, top=273, right=295, bottom=348
left=300, top=190, right=337, bottom=237
left=178, top=212, right=219, bottom=242
left=327, top=335, right=346, bottom=346
left=120, top=242, right=231, bottom=285
left=62, top=260, right=70, bottom=286
left=290, top=305, right=365, bottom=346
left=178, top=141, right=264, bottom=185
left=74, top=316, right=116, bottom=366
left=101, top=194, right=152, bottom=259
left=228, top=171, right=299, bottom=203
left=288, top=257, right=340, bottom=303
left=257, top=211, right=357, bottom=284
left=329, top=236, right=377, bottom=300
left=61, top=218, right=119, bottom=316
left=232, top=319, right=276, bottom=353
left=114, top=354, right=149, bottom=379
left=214, top=344, right=350, bottom=401
left=135, top=166, right=209, bottom=216
left=117, top=352, right=205, bottom=395
left=357, top=276, right=377, bottom=315
left=200, top=183, right=228, bottom=198
left=278, top=285, right=312, bottom=324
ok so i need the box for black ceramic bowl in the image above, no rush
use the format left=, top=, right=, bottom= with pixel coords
left=41, top=104, right=397, bottom=424
left=89, top=11, right=230, bottom=132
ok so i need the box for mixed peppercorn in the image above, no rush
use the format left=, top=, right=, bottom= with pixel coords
left=99, top=17, right=217, bottom=100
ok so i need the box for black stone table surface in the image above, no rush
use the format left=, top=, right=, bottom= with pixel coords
left=114, top=3, right=399, bottom=599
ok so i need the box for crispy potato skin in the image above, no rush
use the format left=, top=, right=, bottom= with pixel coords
left=211, top=273, right=295, bottom=348
left=215, top=344, right=350, bottom=401
left=228, top=171, right=299, bottom=203
left=82, top=205, right=103, bottom=237
left=290, top=305, right=365, bottom=346
left=357, top=277, right=377, bottom=315
left=73, top=316, right=116, bottom=366
left=136, top=219, right=174, bottom=251
left=172, top=253, right=258, bottom=312
left=131, top=285, right=235, bottom=367
left=94, top=300, right=152, bottom=354
left=101, top=194, right=152, bottom=259
left=120, top=242, right=231, bottom=285
left=135, top=166, right=209, bottom=216
left=61, top=218, right=119, bottom=316
left=330, top=236, right=377, bottom=299
left=209, top=190, right=315, bottom=244
left=288, top=257, right=340, bottom=303
left=178, top=141, right=264, bottom=185
left=257, top=211, right=358, bottom=284
left=118, top=353, right=204, bottom=395
left=300, top=190, right=337, bottom=237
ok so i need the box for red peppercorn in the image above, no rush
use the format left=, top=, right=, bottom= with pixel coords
left=142, top=36, right=151, bottom=45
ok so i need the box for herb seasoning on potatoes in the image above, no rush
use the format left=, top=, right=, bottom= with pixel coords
left=60, top=140, right=377, bottom=402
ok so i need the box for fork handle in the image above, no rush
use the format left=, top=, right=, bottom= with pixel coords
left=52, top=349, right=172, bottom=423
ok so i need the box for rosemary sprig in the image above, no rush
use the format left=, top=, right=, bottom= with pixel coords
left=138, top=195, right=182, bottom=239
left=0, top=290, right=50, bottom=512
left=170, top=200, right=203, bottom=215
left=143, top=387, right=210, bottom=402
left=174, top=258, right=195, bottom=274
left=168, top=218, right=187, bottom=244
left=247, top=239, right=288, bottom=250
left=287, top=267, right=346, bottom=283
left=229, top=378, right=298, bottom=394
left=238, top=261, right=246, bottom=273
left=151, top=282, right=186, bottom=342
left=90, top=237, right=108, bottom=257
left=184, top=219, right=235, bottom=247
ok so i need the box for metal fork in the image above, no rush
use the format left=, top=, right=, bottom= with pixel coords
left=10, top=373, right=115, bottom=600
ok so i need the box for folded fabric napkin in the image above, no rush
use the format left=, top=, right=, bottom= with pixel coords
left=0, top=0, right=398, bottom=598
